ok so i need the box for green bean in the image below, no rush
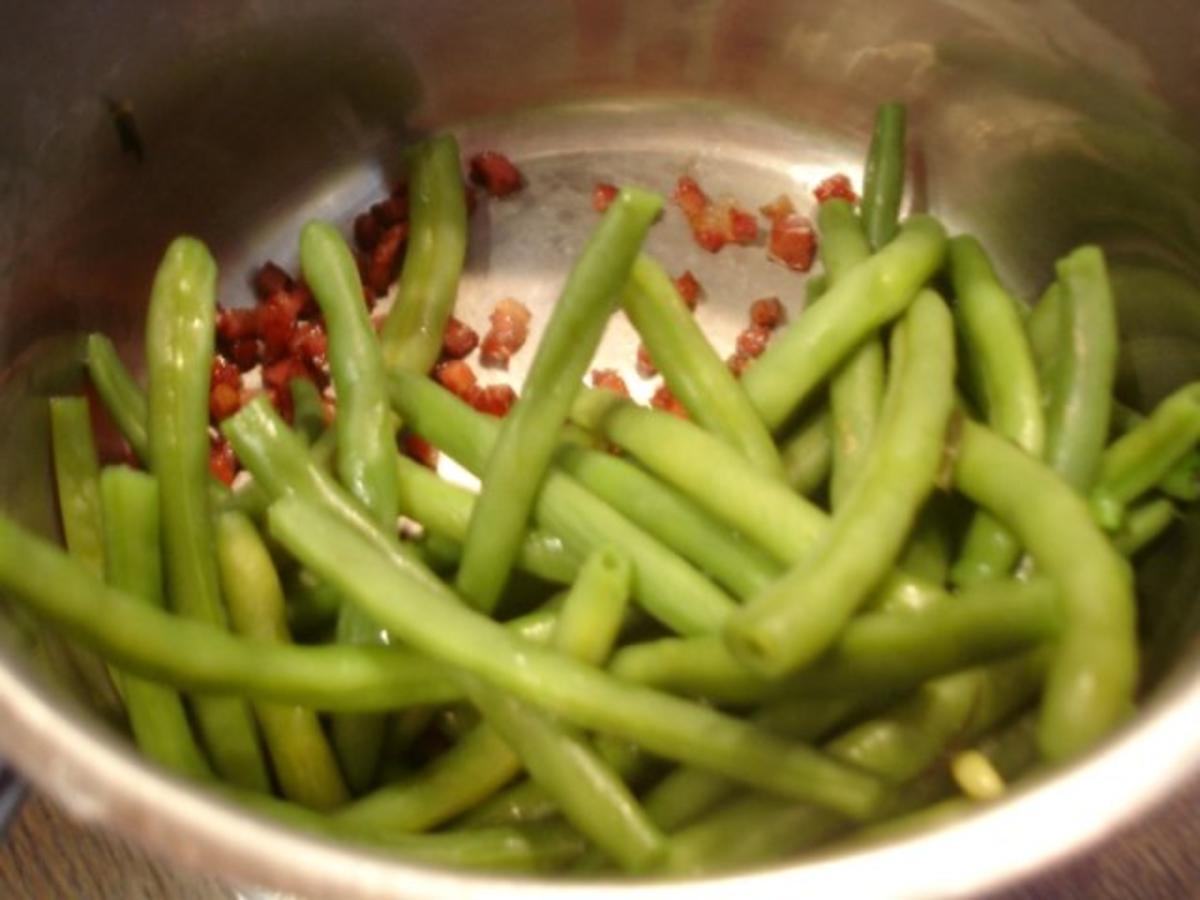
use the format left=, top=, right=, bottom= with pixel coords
left=381, top=135, right=469, bottom=374
left=609, top=577, right=1059, bottom=704
left=1111, top=497, right=1177, bottom=556
left=49, top=397, right=107, bottom=579
left=553, top=547, right=631, bottom=666
left=395, top=454, right=581, bottom=585
left=622, top=254, right=782, bottom=474
left=215, top=511, right=350, bottom=810
left=948, top=235, right=1045, bottom=586
left=283, top=569, right=343, bottom=637
left=860, top=102, right=908, bottom=249
left=727, top=291, right=956, bottom=676
left=817, top=199, right=883, bottom=509
left=460, top=778, right=564, bottom=828
left=949, top=750, right=1006, bottom=800
left=456, top=187, right=662, bottom=612
left=268, top=496, right=887, bottom=821
left=387, top=372, right=738, bottom=634
left=98, top=466, right=211, bottom=779
left=144, top=237, right=270, bottom=791
left=1110, top=399, right=1200, bottom=502
left=0, top=514, right=462, bottom=709
left=1026, top=282, right=1063, bottom=386
left=952, top=419, right=1137, bottom=760
left=1042, top=246, right=1119, bottom=491
left=898, top=498, right=954, bottom=585
left=1090, top=382, right=1200, bottom=528
left=554, top=445, right=780, bottom=600
left=289, top=377, right=327, bottom=444
left=779, top=409, right=833, bottom=496
left=805, top=272, right=829, bottom=304
left=85, top=333, right=149, bottom=460
left=740, top=214, right=947, bottom=430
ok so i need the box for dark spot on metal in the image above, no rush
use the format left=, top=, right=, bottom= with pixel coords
left=104, top=97, right=144, bottom=162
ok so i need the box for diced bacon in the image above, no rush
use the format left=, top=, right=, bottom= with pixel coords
left=672, top=175, right=758, bottom=253
left=650, top=384, right=688, bottom=419
left=673, top=270, right=702, bottom=309
left=813, top=173, right=858, bottom=205
left=291, top=281, right=318, bottom=319
left=209, top=382, right=241, bottom=422
left=262, top=356, right=308, bottom=392
left=726, top=352, right=751, bottom=378
left=760, top=194, right=797, bottom=225
left=209, top=438, right=238, bottom=485
left=673, top=176, right=709, bottom=218
left=591, top=368, right=630, bottom=397
left=730, top=209, right=758, bottom=244
left=365, top=223, right=409, bottom=299
left=472, top=384, right=518, bottom=418
left=403, top=433, right=439, bottom=469
left=434, top=359, right=479, bottom=401
left=258, top=291, right=303, bottom=361
left=229, top=338, right=261, bottom=371
left=749, top=296, right=787, bottom=330
left=371, top=195, right=408, bottom=228
left=354, top=212, right=381, bottom=251
left=592, top=182, right=619, bottom=213
left=635, top=344, right=657, bottom=379
left=211, top=354, right=241, bottom=389
left=479, top=298, right=531, bottom=369
left=289, top=321, right=328, bottom=367
left=253, top=262, right=293, bottom=300
left=469, top=151, right=524, bottom=198
left=441, top=317, right=479, bottom=360
left=736, top=325, right=773, bottom=359
left=216, top=306, right=258, bottom=344
left=767, top=215, right=817, bottom=272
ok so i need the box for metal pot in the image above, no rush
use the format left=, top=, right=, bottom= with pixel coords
left=3, top=0, right=1200, bottom=896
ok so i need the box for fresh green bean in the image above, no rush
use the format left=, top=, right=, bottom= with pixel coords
left=144, top=237, right=270, bottom=791
left=1026, top=282, right=1063, bottom=386
left=99, top=466, right=211, bottom=779
left=728, top=291, right=956, bottom=676
left=898, top=498, right=954, bottom=585
left=215, top=511, right=350, bottom=810
left=622, top=254, right=782, bottom=474
left=268, top=495, right=888, bottom=820
left=817, top=199, right=883, bottom=509
left=456, top=187, right=662, bottom=612
left=460, top=778, right=565, bottom=828
left=860, top=102, right=908, bottom=249
left=387, top=372, right=738, bottom=634
left=85, top=333, right=149, bottom=460
left=49, top=397, right=107, bottom=579
left=381, top=135, right=470, bottom=374
left=952, top=419, right=1137, bottom=760
left=1110, top=399, right=1200, bottom=502
left=553, top=547, right=631, bottom=666
left=779, top=409, right=833, bottom=496
left=805, top=272, right=829, bottom=304
left=610, top=577, right=1059, bottom=704
left=395, top=454, right=581, bottom=585
left=1042, top=246, right=1119, bottom=492
left=289, top=377, right=327, bottom=444
left=948, top=235, right=1045, bottom=586
left=1111, top=497, right=1177, bottom=556
left=740, top=214, right=947, bottom=430
left=949, top=750, right=1006, bottom=801
left=1090, top=382, right=1200, bottom=528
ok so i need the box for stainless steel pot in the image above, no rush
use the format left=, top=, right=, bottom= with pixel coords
left=3, top=1, right=1200, bottom=896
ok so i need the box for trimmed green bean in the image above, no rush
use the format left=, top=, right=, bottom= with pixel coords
left=740, top=214, right=947, bottom=430
left=144, top=237, right=269, bottom=791
left=289, top=377, right=327, bottom=444
left=381, top=135, right=469, bottom=374
left=622, top=254, right=782, bottom=474
left=727, top=291, right=956, bottom=676
left=50, top=397, right=107, bottom=579
left=1027, top=282, right=1063, bottom=387
left=860, top=102, right=908, bottom=249
left=1112, top=497, right=1177, bottom=556
left=387, top=372, right=738, bottom=634
left=553, top=547, right=631, bottom=666
left=267, top=495, right=888, bottom=821
left=85, top=333, right=149, bottom=460
left=952, top=419, right=1137, bottom=760
left=456, top=186, right=662, bottom=612
left=215, top=511, right=350, bottom=810
left=779, top=409, right=833, bottom=496
left=898, top=498, right=954, bottom=585
left=99, top=466, right=211, bottom=779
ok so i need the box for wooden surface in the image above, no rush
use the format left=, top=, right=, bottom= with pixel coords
left=0, top=783, right=1198, bottom=899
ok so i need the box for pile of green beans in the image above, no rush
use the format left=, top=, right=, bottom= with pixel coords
left=0, top=110, right=1194, bottom=877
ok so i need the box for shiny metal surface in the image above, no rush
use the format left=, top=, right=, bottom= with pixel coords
left=2, top=0, right=1200, bottom=896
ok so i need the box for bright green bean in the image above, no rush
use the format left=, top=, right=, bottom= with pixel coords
left=215, top=511, right=350, bottom=811
left=740, top=214, right=947, bottom=430
left=779, top=409, right=833, bottom=496
left=1027, top=282, right=1063, bottom=387
left=898, top=498, right=954, bottom=585
left=99, top=466, right=211, bottom=779
left=50, top=397, right=107, bottom=579
left=554, top=547, right=631, bottom=666
left=456, top=186, right=662, bottom=612
left=622, top=254, right=782, bottom=474
left=1112, top=497, right=1177, bottom=556
left=952, top=419, right=1137, bottom=760
left=144, top=237, right=270, bottom=791
left=289, top=377, right=327, bottom=444
left=381, top=135, right=469, bottom=374
left=860, top=102, right=908, bottom=249
left=1110, top=399, right=1200, bottom=502
left=268, top=496, right=887, bottom=821
left=85, top=333, right=149, bottom=460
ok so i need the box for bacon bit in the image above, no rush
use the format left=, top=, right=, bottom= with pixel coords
left=673, top=176, right=758, bottom=253
left=749, top=296, right=787, bottom=330
left=726, top=352, right=752, bottom=378
left=469, top=151, right=524, bottom=198
left=354, top=212, right=381, bottom=251
left=209, top=382, right=241, bottom=422
left=209, top=438, right=238, bottom=485
left=591, top=368, right=630, bottom=397
left=372, top=195, right=408, bottom=228
left=365, top=223, right=409, bottom=299
left=767, top=214, right=817, bottom=272
left=635, top=344, right=657, bottom=379
left=592, top=182, right=619, bottom=213
left=229, top=338, right=261, bottom=371
left=216, top=306, right=258, bottom=344
left=211, top=354, right=241, bottom=389
left=760, top=195, right=797, bottom=225
left=258, top=291, right=303, bottom=361
left=650, top=384, right=688, bottom=419
left=737, top=325, right=773, bottom=359
left=813, top=173, right=858, bottom=205
left=403, top=433, right=439, bottom=469
left=262, top=356, right=308, bottom=392
left=434, top=359, right=479, bottom=401
left=253, top=262, right=293, bottom=300
left=673, top=270, right=703, bottom=309
left=480, top=298, right=532, bottom=369
left=269, top=384, right=294, bottom=424
left=472, top=384, right=518, bottom=418
left=289, top=321, right=328, bottom=367
left=292, top=281, right=319, bottom=319
left=441, top=317, right=479, bottom=360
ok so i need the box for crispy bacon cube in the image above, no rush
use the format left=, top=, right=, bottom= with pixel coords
left=469, top=151, right=524, bottom=198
